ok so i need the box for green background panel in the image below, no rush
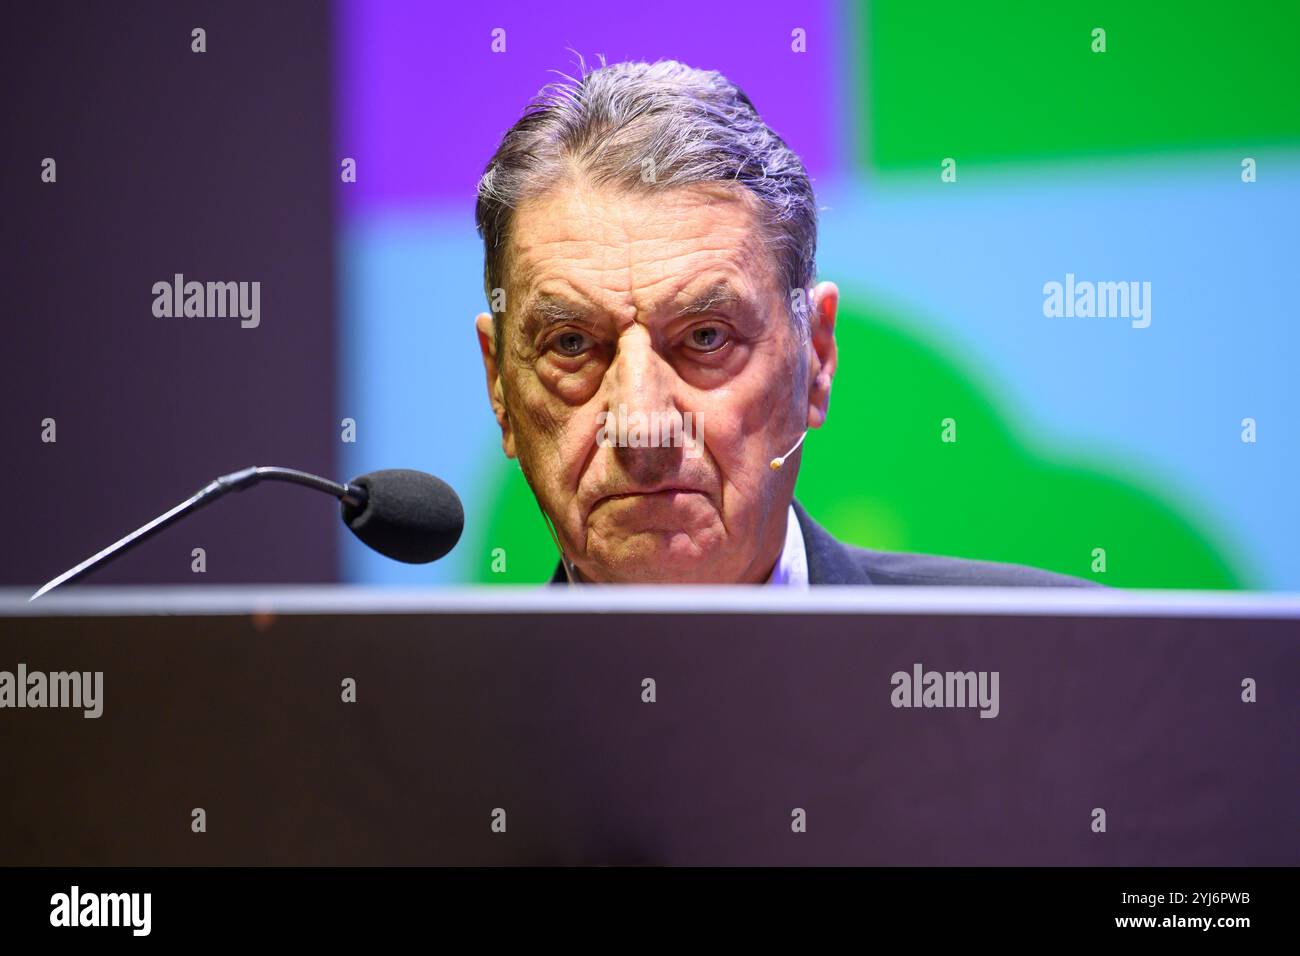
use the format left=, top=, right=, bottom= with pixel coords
left=862, top=0, right=1300, bottom=170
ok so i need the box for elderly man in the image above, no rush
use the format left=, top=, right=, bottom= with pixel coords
left=473, top=59, right=1088, bottom=587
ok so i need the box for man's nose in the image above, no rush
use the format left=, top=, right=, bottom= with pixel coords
left=602, top=328, right=688, bottom=477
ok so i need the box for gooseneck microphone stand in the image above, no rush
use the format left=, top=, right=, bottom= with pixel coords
left=29, top=466, right=368, bottom=602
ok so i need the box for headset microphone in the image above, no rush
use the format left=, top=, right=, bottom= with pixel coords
left=769, top=431, right=807, bottom=471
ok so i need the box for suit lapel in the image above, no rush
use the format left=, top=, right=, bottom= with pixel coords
left=790, top=499, right=874, bottom=585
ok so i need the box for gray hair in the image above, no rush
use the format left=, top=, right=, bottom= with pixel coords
left=475, top=58, right=818, bottom=350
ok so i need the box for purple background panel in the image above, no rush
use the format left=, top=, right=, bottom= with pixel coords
left=335, top=0, right=844, bottom=215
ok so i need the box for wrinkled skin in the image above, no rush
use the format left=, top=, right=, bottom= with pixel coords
left=475, top=179, right=839, bottom=583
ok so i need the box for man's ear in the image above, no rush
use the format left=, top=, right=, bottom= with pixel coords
left=475, top=311, right=517, bottom=458
left=805, top=280, right=839, bottom=429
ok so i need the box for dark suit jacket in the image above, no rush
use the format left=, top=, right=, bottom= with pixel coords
left=551, top=499, right=1097, bottom=586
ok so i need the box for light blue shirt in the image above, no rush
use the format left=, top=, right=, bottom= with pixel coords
left=765, top=504, right=809, bottom=588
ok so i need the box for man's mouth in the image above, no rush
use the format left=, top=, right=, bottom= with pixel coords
left=594, top=486, right=706, bottom=507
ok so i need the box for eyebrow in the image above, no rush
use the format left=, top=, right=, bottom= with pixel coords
left=517, top=294, right=593, bottom=342
left=673, top=280, right=744, bottom=318
left=515, top=279, right=748, bottom=343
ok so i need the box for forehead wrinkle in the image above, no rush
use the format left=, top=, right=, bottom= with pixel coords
left=509, top=182, right=776, bottom=337
left=622, top=248, right=757, bottom=321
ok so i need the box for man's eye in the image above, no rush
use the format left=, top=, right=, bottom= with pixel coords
left=685, top=325, right=729, bottom=352
left=550, top=330, right=594, bottom=356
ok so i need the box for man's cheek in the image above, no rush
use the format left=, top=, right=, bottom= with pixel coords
left=514, top=399, right=588, bottom=487
left=695, top=414, right=746, bottom=474
left=510, top=376, right=567, bottom=438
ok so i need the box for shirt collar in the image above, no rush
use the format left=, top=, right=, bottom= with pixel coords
left=765, top=503, right=809, bottom=589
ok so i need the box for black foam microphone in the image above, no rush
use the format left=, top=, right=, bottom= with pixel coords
left=340, top=469, right=463, bottom=564
left=30, top=465, right=464, bottom=600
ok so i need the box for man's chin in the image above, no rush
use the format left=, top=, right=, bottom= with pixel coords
left=578, top=526, right=728, bottom=584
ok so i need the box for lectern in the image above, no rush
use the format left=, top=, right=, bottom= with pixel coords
left=3, top=586, right=1296, bottom=866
